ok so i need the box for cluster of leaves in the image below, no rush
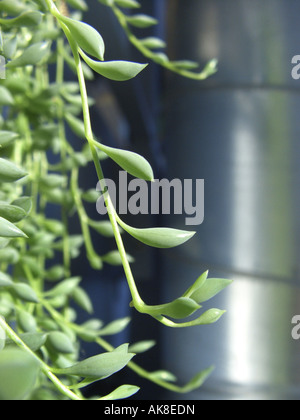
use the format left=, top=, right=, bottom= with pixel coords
left=0, top=0, right=231, bottom=401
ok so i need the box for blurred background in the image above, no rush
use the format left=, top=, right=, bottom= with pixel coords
left=70, top=0, right=300, bottom=400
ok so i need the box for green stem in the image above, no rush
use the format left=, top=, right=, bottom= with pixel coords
left=0, top=317, right=82, bottom=401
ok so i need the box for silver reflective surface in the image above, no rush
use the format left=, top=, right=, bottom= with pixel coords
left=161, top=0, right=300, bottom=400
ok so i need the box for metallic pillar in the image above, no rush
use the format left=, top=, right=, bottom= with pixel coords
left=161, top=0, right=300, bottom=400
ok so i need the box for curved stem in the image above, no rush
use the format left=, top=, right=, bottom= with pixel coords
left=0, top=317, right=82, bottom=401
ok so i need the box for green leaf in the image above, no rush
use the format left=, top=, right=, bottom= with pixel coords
left=182, top=366, right=214, bottom=393
left=183, top=271, right=209, bottom=298
left=0, top=131, right=19, bottom=147
left=118, top=220, right=195, bottom=249
left=17, top=310, right=37, bottom=333
left=7, top=42, right=50, bottom=68
left=89, top=220, right=115, bottom=237
left=65, top=0, right=88, bottom=11
left=0, top=11, right=43, bottom=28
left=0, top=0, right=28, bottom=15
left=102, top=250, right=134, bottom=266
left=0, top=217, right=27, bottom=238
left=81, top=52, right=147, bottom=81
left=56, top=347, right=134, bottom=379
left=47, top=331, right=75, bottom=354
left=139, top=37, right=166, bottom=50
left=171, top=60, right=199, bottom=70
left=114, top=0, right=140, bottom=8
left=0, top=86, right=15, bottom=106
left=0, top=272, right=13, bottom=287
left=98, top=317, right=131, bottom=336
left=11, top=283, right=39, bottom=303
left=0, top=203, right=27, bottom=223
left=59, top=15, right=105, bottom=60
left=99, top=384, right=140, bottom=400
left=0, top=348, right=40, bottom=400
left=148, top=370, right=177, bottom=383
left=95, top=142, right=154, bottom=181
left=0, top=247, right=20, bottom=264
left=128, top=340, right=155, bottom=354
left=189, top=278, right=232, bottom=304
left=10, top=333, right=47, bottom=352
left=11, top=197, right=32, bottom=214
left=65, top=113, right=86, bottom=138
left=44, top=277, right=81, bottom=298
left=0, top=158, right=27, bottom=183
left=72, top=286, right=94, bottom=314
left=126, top=14, right=158, bottom=28
left=190, top=308, right=226, bottom=326
left=150, top=297, right=201, bottom=320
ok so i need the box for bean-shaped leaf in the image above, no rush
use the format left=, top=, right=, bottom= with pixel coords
left=0, top=272, right=13, bottom=287
left=118, top=219, right=195, bottom=249
left=15, top=333, right=47, bottom=352
left=72, top=286, right=94, bottom=314
left=0, top=217, right=27, bottom=238
left=0, top=158, right=27, bottom=183
left=99, top=384, right=140, bottom=401
left=0, top=247, right=20, bottom=264
left=47, top=331, right=75, bottom=354
left=126, top=14, right=158, bottom=28
left=7, top=42, right=50, bottom=68
left=95, top=142, right=154, bottom=181
left=65, top=0, right=88, bottom=11
left=150, top=297, right=201, bottom=320
left=81, top=51, right=147, bottom=81
left=139, top=37, right=167, bottom=50
left=0, top=203, right=27, bottom=223
left=190, top=308, right=226, bottom=326
left=98, top=317, right=131, bottom=336
left=115, top=0, right=141, bottom=8
left=65, top=113, right=86, bottom=138
left=102, top=250, right=134, bottom=266
left=128, top=340, right=155, bottom=354
left=44, top=277, right=81, bottom=298
left=17, top=310, right=37, bottom=333
left=0, top=0, right=28, bottom=15
left=11, top=283, right=39, bottom=303
left=0, top=86, right=15, bottom=106
left=59, top=15, right=105, bottom=60
left=183, top=270, right=209, bottom=298
left=0, top=131, right=19, bottom=147
left=56, top=348, right=134, bottom=379
left=189, top=278, right=233, bottom=304
left=0, top=348, right=40, bottom=400
left=0, top=11, right=43, bottom=27
left=11, top=197, right=32, bottom=214
left=182, top=366, right=214, bottom=393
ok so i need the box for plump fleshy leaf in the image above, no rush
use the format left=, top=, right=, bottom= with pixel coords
left=0, top=131, right=19, bottom=147
left=81, top=52, right=147, bottom=81
left=189, top=278, right=233, bottom=304
left=0, top=86, right=15, bottom=106
left=150, top=297, right=201, bottom=320
left=56, top=347, right=134, bottom=379
left=0, top=11, right=43, bottom=28
left=0, top=348, right=40, bottom=400
left=0, top=217, right=27, bottom=238
left=128, top=340, right=155, bottom=354
left=11, top=283, right=39, bottom=303
left=95, top=142, right=154, bottom=181
left=118, top=219, right=195, bottom=249
left=126, top=14, right=158, bottom=28
left=114, top=0, right=140, bottom=8
left=59, top=15, right=105, bottom=60
left=0, top=203, right=27, bottom=223
left=47, top=331, right=75, bottom=354
left=0, top=158, right=27, bottom=183
left=99, top=384, right=140, bottom=400
left=7, top=42, right=50, bottom=68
